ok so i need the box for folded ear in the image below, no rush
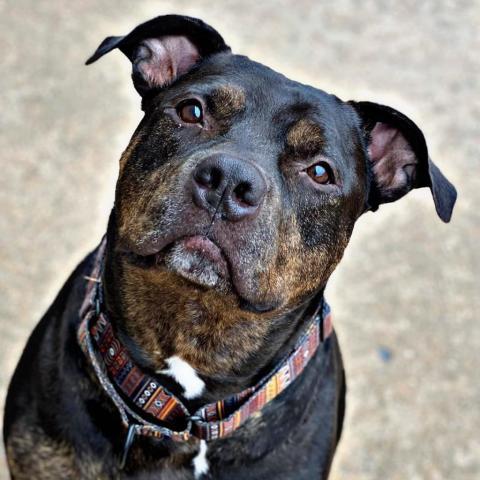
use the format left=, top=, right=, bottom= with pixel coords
left=86, top=15, right=230, bottom=96
left=350, top=101, right=457, bottom=222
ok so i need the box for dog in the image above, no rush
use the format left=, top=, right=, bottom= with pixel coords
left=4, top=14, right=456, bottom=480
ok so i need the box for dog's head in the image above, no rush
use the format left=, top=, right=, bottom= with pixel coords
left=89, top=15, right=456, bottom=316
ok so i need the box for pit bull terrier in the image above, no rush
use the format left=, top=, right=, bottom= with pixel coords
left=4, top=14, right=457, bottom=480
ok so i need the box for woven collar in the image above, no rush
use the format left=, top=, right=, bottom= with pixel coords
left=78, top=238, right=333, bottom=449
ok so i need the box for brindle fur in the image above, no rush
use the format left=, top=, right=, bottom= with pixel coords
left=4, top=14, right=455, bottom=480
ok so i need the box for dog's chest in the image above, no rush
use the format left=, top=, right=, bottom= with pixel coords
left=119, top=341, right=340, bottom=479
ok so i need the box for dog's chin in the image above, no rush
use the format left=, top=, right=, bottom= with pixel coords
left=131, top=234, right=280, bottom=314
left=161, top=236, right=231, bottom=292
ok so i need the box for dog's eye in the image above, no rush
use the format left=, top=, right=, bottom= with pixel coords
left=306, top=162, right=334, bottom=184
left=177, top=100, right=203, bottom=124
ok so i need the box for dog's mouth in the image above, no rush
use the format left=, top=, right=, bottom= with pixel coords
left=124, top=234, right=278, bottom=313
left=157, top=235, right=231, bottom=290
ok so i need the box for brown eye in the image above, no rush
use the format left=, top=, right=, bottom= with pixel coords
left=177, top=99, right=203, bottom=124
left=306, top=162, right=334, bottom=184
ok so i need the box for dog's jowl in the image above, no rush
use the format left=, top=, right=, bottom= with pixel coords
left=4, top=14, right=456, bottom=480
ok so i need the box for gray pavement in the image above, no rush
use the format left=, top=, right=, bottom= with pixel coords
left=1, top=1, right=479, bottom=478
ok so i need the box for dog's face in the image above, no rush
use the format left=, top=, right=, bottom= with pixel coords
left=90, top=15, right=456, bottom=316
left=114, top=55, right=367, bottom=313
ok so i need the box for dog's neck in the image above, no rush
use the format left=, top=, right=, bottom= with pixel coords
left=102, top=218, right=325, bottom=406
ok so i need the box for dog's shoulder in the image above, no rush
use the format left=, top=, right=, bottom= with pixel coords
left=3, top=249, right=98, bottom=450
left=3, top=247, right=117, bottom=478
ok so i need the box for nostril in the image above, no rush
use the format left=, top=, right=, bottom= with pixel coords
left=210, top=167, right=223, bottom=189
left=233, top=182, right=254, bottom=206
left=195, top=166, right=223, bottom=189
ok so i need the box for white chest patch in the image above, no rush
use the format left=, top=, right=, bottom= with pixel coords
left=158, top=355, right=205, bottom=399
left=192, top=440, right=209, bottom=479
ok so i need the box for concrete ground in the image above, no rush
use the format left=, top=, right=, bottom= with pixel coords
left=1, top=0, right=478, bottom=478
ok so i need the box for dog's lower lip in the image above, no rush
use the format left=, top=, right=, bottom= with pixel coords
left=181, top=236, right=225, bottom=265
left=154, top=235, right=225, bottom=266
left=154, top=234, right=231, bottom=286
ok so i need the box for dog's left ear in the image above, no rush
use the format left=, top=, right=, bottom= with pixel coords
left=86, top=15, right=230, bottom=96
left=349, top=101, right=457, bottom=222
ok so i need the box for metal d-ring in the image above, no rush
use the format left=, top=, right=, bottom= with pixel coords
left=119, top=424, right=137, bottom=470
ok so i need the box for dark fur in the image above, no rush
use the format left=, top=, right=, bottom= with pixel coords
left=4, top=14, right=456, bottom=479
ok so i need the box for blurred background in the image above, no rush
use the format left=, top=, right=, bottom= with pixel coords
left=1, top=0, right=479, bottom=478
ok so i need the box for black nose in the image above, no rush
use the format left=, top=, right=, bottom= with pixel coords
left=191, top=155, right=267, bottom=222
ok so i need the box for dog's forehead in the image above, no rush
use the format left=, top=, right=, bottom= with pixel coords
left=176, top=53, right=347, bottom=120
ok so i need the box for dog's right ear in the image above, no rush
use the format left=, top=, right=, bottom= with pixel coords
left=86, top=15, right=230, bottom=96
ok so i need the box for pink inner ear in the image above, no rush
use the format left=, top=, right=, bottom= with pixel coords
left=134, top=36, right=200, bottom=89
left=368, top=122, right=418, bottom=195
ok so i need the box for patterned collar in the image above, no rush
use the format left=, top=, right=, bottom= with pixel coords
left=77, top=238, right=332, bottom=466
